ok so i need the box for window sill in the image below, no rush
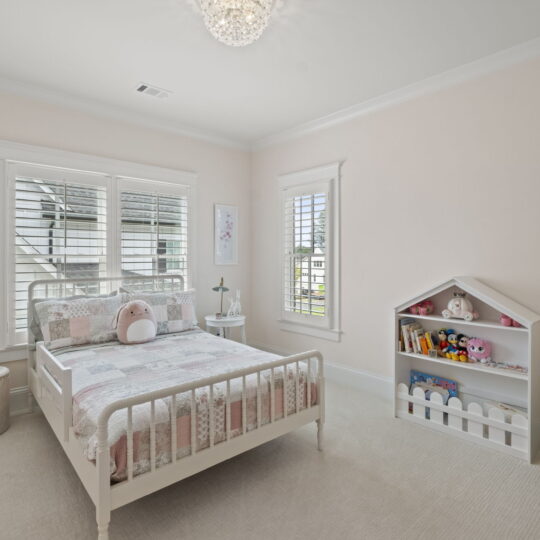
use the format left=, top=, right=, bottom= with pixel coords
left=278, top=320, right=342, bottom=342
left=0, top=344, right=28, bottom=363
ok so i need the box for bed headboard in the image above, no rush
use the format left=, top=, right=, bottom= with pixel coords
left=27, top=274, right=185, bottom=366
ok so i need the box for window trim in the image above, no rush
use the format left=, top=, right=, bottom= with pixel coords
left=278, top=162, right=341, bottom=341
left=0, top=139, right=197, bottom=351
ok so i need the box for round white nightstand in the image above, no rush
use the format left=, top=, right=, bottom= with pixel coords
left=205, top=315, right=246, bottom=344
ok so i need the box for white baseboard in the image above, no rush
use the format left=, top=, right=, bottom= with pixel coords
left=9, top=386, right=33, bottom=416
left=324, top=363, right=393, bottom=400
left=249, top=341, right=393, bottom=400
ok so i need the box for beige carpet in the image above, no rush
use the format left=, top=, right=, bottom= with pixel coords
left=2, top=381, right=540, bottom=540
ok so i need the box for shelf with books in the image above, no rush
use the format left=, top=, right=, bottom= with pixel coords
left=396, top=351, right=528, bottom=381
left=394, top=276, right=540, bottom=463
left=396, top=313, right=527, bottom=332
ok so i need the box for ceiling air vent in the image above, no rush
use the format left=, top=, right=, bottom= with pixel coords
left=136, top=83, right=171, bottom=99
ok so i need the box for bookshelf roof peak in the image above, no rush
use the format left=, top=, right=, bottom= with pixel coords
left=395, top=276, right=540, bottom=328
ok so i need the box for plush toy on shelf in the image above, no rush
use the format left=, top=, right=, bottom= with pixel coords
left=437, top=328, right=450, bottom=355
left=467, top=338, right=492, bottom=363
left=442, top=291, right=479, bottom=322
left=456, top=334, right=469, bottom=362
left=500, top=313, right=523, bottom=328
left=445, top=332, right=460, bottom=361
left=409, top=300, right=434, bottom=316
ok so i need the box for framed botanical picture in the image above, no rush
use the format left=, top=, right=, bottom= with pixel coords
left=214, top=204, right=238, bottom=265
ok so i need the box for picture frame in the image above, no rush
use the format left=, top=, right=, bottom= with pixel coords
left=214, top=204, right=238, bottom=265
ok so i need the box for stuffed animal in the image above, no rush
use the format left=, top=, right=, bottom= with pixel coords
left=457, top=334, right=469, bottom=362
left=467, top=338, right=492, bottom=363
left=115, top=300, right=157, bottom=344
left=442, top=291, right=479, bottom=322
left=438, top=329, right=449, bottom=355
left=409, top=300, right=434, bottom=316
left=445, top=332, right=459, bottom=361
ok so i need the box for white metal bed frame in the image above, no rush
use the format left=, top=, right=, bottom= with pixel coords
left=27, top=275, right=325, bottom=540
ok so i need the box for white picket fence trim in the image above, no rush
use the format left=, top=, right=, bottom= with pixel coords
left=396, top=383, right=528, bottom=458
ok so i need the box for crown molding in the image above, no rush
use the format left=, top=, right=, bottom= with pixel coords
left=252, top=37, right=540, bottom=150
left=0, top=76, right=250, bottom=151
left=1, top=36, right=540, bottom=153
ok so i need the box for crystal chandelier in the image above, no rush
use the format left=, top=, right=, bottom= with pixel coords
left=199, top=0, right=275, bottom=47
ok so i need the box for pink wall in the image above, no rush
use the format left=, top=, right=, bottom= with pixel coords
left=2, top=55, right=540, bottom=389
left=0, top=92, right=251, bottom=387
left=250, top=56, right=540, bottom=378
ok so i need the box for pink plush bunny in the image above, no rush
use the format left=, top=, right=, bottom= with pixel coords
left=114, top=300, right=157, bottom=344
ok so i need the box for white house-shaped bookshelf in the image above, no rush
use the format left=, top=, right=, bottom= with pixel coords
left=394, top=276, right=540, bottom=462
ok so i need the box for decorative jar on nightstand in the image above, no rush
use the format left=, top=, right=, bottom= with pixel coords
left=205, top=315, right=246, bottom=344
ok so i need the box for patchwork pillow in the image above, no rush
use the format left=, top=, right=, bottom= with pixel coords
left=129, top=289, right=197, bottom=335
left=28, top=291, right=120, bottom=349
left=35, top=293, right=126, bottom=350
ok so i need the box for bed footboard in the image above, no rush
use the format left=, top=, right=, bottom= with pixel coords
left=95, top=350, right=324, bottom=540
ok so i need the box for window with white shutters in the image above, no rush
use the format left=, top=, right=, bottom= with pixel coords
left=2, top=150, right=195, bottom=348
left=283, top=191, right=327, bottom=318
left=10, top=163, right=107, bottom=342
left=279, top=163, right=341, bottom=340
left=119, top=181, right=189, bottom=280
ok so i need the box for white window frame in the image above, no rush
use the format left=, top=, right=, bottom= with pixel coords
left=278, top=162, right=341, bottom=342
left=0, top=139, right=197, bottom=350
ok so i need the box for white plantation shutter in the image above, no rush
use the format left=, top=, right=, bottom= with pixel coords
left=119, top=180, right=189, bottom=282
left=283, top=188, right=328, bottom=320
left=10, top=163, right=108, bottom=342
left=279, top=163, right=340, bottom=338
left=2, top=150, right=196, bottom=347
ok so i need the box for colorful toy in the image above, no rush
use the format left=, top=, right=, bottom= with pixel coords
left=500, top=313, right=523, bottom=328
left=437, top=329, right=449, bottom=354
left=445, top=332, right=459, bottom=361
left=467, top=338, right=492, bottom=363
left=456, top=334, right=469, bottom=362
left=409, top=300, right=434, bottom=316
left=442, top=291, right=479, bottom=322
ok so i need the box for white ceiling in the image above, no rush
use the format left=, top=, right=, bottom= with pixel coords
left=1, top=0, right=540, bottom=146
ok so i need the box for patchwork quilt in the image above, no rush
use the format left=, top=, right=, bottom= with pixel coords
left=53, top=330, right=317, bottom=481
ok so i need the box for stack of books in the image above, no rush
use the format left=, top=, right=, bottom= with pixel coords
left=400, top=317, right=436, bottom=355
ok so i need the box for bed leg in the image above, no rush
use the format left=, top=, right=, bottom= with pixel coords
left=97, top=522, right=109, bottom=540
left=96, top=424, right=111, bottom=540
left=316, top=419, right=324, bottom=451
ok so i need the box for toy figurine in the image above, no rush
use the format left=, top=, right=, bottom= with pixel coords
left=457, top=334, right=469, bottom=362
left=442, top=291, right=479, bottom=322
left=467, top=338, right=492, bottom=363
left=438, top=329, right=449, bottom=355
left=445, top=332, right=459, bottom=361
